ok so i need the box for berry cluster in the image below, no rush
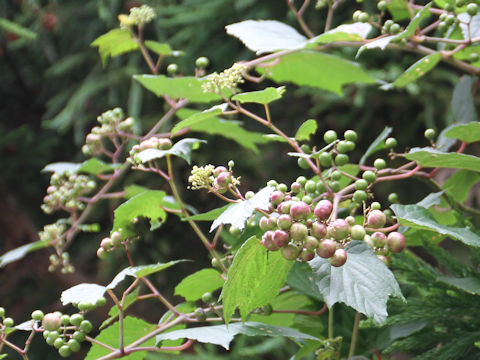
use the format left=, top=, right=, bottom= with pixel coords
left=0, top=307, right=14, bottom=330
left=96, top=230, right=124, bottom=259
left=188, top=162, right=240, bottom=193
left=128, top=137, right=172, bottom=166
left=82, top=108, right=135, bottom=156
left=41, top=172, right=96, bottom=214
left=202, top=63, right=246, bottom=93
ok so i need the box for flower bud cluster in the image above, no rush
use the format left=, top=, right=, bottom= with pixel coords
left=188, top=164, right=240, bottom=192
left=97, top=230, right=124, bottom=259
left=127, top=5, right=156, bottom=26
left=41, top=172, right=96, bottom=214
left=128, top=137, right=172, bottom=166
left=202, top=63, right=246, bottom=93
left=82, top=108, right=135, bottom=156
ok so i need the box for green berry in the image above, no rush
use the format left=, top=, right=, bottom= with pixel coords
left=3, top=317, right=14, bottom=327
left=384, top=19, right=394, bottom=30
left=362, top=171, right=377, bottom=183
left=469, top=53, right=479, bottom=62
left=353, top=10, right=362, bottom=22
left=201, top=292, right=213, bottom=303
left=316, top=180, right=326, bottom=193
left=61, top=315, right=70, bottom=325
left=390, top=23, right=401, bottom=34
left=96, top=297, right=107, bottom=307
left=54, top=337, right=65, bottom=349
left=374, top=158, right=386, bottom=170
left=301, top=144, right=311, bottom=153
left=319, top=152, right=333, bottom=167
left=344, top=130, right=358, bottom=142
left=78, top=302, right=93, bottom=312
left=437, top=21, right=447, bottom=33
left=69, top=314, right=84, bottom=327
left=302, top=195, right=312, bottom=204
left=444, top=3, right=454, bottom=11
left=262, top=304, right=273, bottom=316
left=194, top=308, right=207, bottom=322
left=73, top=331, right=86, bottom=342
left=297, top=157, right=310, bottom=169
left=229, top=226, right=241, bottom=236
left=456, top=0, right=466, bottom=6
left=267, top=179, right=278, bottom=187
left=305, top=180, right=316, bottom=194
left=329, top=181, right=341, bottom=192
left=445, top=14, right=455, bottom=26
left=245, top=191, right=255, bottom=199
left=331, top=170, right=342, bottom=181
left=296, top=176, right=307, bottom=186
left=166, top=63, right=178, bottom=75
left=0, top=307, right=4, bottom=318
left=424, top=128, right=436, bottom=140
left=371, top=201, right=381, bottom=210
left=353, top=190, right=368, bottom=203
left=336, top=140, right=350, bottom=154
left=42, top=313, right=61, bottom=331
left=195, top=56, right=210, bottom=68
left=345, top=140, right=356, bottom=152
left=324, top=130, right=338, bottom=144
left=359, top=12, right=369, bottom=23
left=355, top=179, right=368, bottom=191
left=377, top=0, right=388, bottom=11
left=58, top=345, right=72, bottom=358
left=277, top=183, right=288, bottom=193
left=80, top=320, right=93, bottom=333
left=32, top=310, right=44, bottom=321
left=385, top=137, right=397, bottom=148
left=467, top=3, right=478, bottom=16
left=67, top=339, right=81, bottom=352
left=384, top=209, right=393, bottom=218
left=350, top=225, right=366, bottom=240
left=335, top=154, right=349, bottom=166
left=388, top=192, right=399, bottom=203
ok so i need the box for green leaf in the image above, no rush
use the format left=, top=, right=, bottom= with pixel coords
left=112, top=190, right=167, bottom=238
left=221, top=236, right=293, bottom=323
left=403, top=228, right=445, bottom=247
left=0, top=240, right=49, bottom=268
left=61, top=283, right=106, bottom=306
left=357, top=35, right=397, bottom=57
left=171, top=104, right=228, bottom=135
left=210, top=186, right=275, bottom=232
left=225, top=20, right=307, bottom=54
left=443, top=122, right=480, bottom=143
left=287, top=262, right=324, bottom=301
left=134, top=75, right=227, bottom=103
left=308, top=23, right=372, bottom=45
left=144, top=40, right=183, bottom=57
left=174, top=269, right=225, bottom=301
left=257, top=51, right=376, bottom=96
left=387, top=0, right=411, bottom=21
left=231, top=87, right=286, bottom=104
left=437, top=276, right=480, bottom=295
left=0, top=18, right=37, bottom=40
left=155, top=321, right=318, bottom=349
left=390, top=53, right=442, bottom=88
left=396, top=3, right=433, bottom=40
left=108, top=260, right=186, bottom=289
left=183, top=204, right=230, bottom=221
left=359, top=126, right=392, bottom=165
left=78, top=158, right=120, bottom=175
left=41, top=162, right=81, bottom=174
left=124, top=185, right=150, bottom=199
left=85, top=316, right=156, bottom=360
left=91, top=29, right=139, bottom=65
left=416, top=191, right=444, bottom=208
left=137, top=138, right=206, bottom=165
left=101, top=288, right=139, bottom=330
left=309, top=241, right=404, bottom=324
left=295, top=119, right=318, bottom=141
left=405, top=147, right=480, bottom=172
left=443, top=170, right=480, bottom=203
left=391, top=204, right=480, bottom=247
left=176, top=109, right=273, bottom=153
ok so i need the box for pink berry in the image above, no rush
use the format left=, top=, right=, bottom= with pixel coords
left=314, top=200, right=333, bottom=220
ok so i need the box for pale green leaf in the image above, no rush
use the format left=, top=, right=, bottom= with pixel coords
left=137, top=138, right=206, bottom=165
left=231, top=87, right=286, bottom=104
left=171, top=104, right=228, bottom=135
left=85, top=316, right=155, bottom=360
left=61, top=283, right=106, bottom=306
left=390, top=53, right=442, bottom=88
left=357, top=35, right=397, bottom=57
left=144, top=40, right=183, bottom=56
left=134, top=75, right=227, bottom=103
left=257, top=51, right=376, bottom=96
left=91, top=29, right=138, bottom=65
left=443, top=122, right=480, bottom=143
left=210, top=186, right=274, bottom=232
left=221, top=236, right=293, bottom=323
left=442, top=170, right=480, bottom=203
left=78, top=158, right=121, bottom=175
left=309, top=241, right=404, bottom=324
left=41, top=162, right=81, bottom=174
left=391, top=204, right=480, bottom=247
left=0, top=18, right=37, bottom=39
left=405, top=147, right=480, bottom=172
left=0, top=240, right=49, bottom=268
left=112, top=190, right=167, bottom=238
left=437, top=276, right=480, bottom=295
left=225, top=20, right=307, bottom=54
left=295, top=119, right=318, bottom=141
left=155, top=321, right=318, bottom=349
left=387, top=0, right=411, bottom=21
left=308, top=23, right=372, bottom=45
left=396, top=3, right=433, bottom=40
left=359, top=126, right=392, bottom=165
left=174, top=269, right=225, bottom=301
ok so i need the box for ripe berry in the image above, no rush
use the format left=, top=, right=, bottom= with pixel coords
left=362, top=171, right=376, bottom=183
left=330, top=249, right=348, bottom=267
left=335, top=154, right=349, bottom=166
left=300, top=249, right=315, bottom=262
left=350, top=225, right=366, bottom=240
left=317, top=239, right=337, bottom=258
left=367, top=210, right=387, bottom=229
left=324, top=130, right=338, bottom=144
left=277, top=214, right=293, bottom=230
left=387, top=232, right=405, bottom=252
left=262, top=231, right=279, bottom=251
left=195, top=56, right=210, bottom=68
left=167, top=63, right=179, bottom=75
left=3, top=317, right=14, bottom=327
left=42, top=313, right=61, bottom=331
left=314, top=199, right=333, bottom=220
left=374, top=158, right=386, bottom=170
left=467, top=3, right=478, bottom=16
left=328, top=219, right=350, bottom=240
left=273, top=230, right=290, bottom=247
left=290, top=182, right=302, bottom=193
left=388, top=192, right=399, bottom=203
left=385, top=137, right=397, bottom=148
left=319, top=152, right=333, bottom=167
left=290, top=201, right=311, bottom=220
left=311, top=221, right=327, bottom=239
left=290, top=223, right=309, bottom=242
left=297, top=157, right=310, bottom=169
left=281, top=243, right=301, bottom=260
left=32, top=310, right=44, bottom=321
left=355, top=179, right=368, bottom=191
left=424, top=128, right=436, bottom=140
left=270, top=190, right=285, bottom=205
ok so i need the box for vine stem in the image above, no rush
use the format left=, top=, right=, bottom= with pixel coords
left=348, top=311, right=361, bottom=358
left=328, top=305, right=334, bottom=339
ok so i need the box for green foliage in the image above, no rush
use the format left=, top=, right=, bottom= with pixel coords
left=174, top=269, right=225, bottom=301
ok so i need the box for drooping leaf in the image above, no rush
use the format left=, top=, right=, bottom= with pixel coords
left=155, top=321, right=318, bottom=350
left=221, top=236, right=294, bottom=323
left=137, top=138, right=206, bottom=165
left=308, top=23, right=372, bottom=45
left=391, top=204, right=480, bottom=247
left=61, top=283, right=106, bottom=306
left=112, top=190, right=167, bottom=238
left=443, top=122, right=480, bottom=143
left=85, top=316, right=156, bottom=360
left=257, top=51, right=376, bottom=96
left=390, top=53, right=442, bottom=88
left=144, top=40, right=183, bottom=57
left=183, top=204, right=230, bottom=221
left=309, top=241, right=404, bottom=324
left=101, top=288, right=139, bottom=330
left=134, top=75, right=227, bottom=103
left=91, top=29, right=139, bottom=65
left=359, top=126, right=392, bottom=165
left=225, top=20, right=307, bottom=54
left=231, top=87, right=286, bottom=104
left=107, top=261, right=186, bottom=289
left=174, top=269, right=225, bottom=301
left=437, top=276, right=480, bottom=295
left=41, top=162, right=81, bottom=174
left=0, top=240, right=49, bottom=268
left=0, top=18, right=37, bottom=40
left=442, top=170, right=480, bottom=203
left=295, top=119, right=318, bottom=141
left=405, top=147, right=480, bottom=172
left=210, top=186, right=274, bottom=232
left=171, top=104, right=228, bottom=135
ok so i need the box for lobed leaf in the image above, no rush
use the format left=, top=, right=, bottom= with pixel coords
left=231, top=87, right=286, bottom=104
left=405, top=147, right=480, bottom=172
left=91, top=29, right=138, bottom=65
left=137, top=138, right=206, bottom=165
left=61, top=283, right=107, bottom=306
left=295, top=119, right=318, bottom=141
left=174, top=268, right=225, bottom=301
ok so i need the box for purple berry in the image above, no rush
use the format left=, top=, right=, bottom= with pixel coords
left=273, top=230, right=290, bottom=247
left=299, top=249, right=315, bottom=262
left=329, top=249, right=348, bottom=267
left=290, top=222, right=308, bottom=242
left=311, top=221, right=327, bottom=239
left=281, top=243, right=301, bottom=260
left=317, top=239, right=337, bottom=258
left=367, top=210, right=386, bottom=229
left=216, top=172, right=231, bottom=187
left=314, top=200, right=333, bottom=220
left=371, top=231, right=387, bottom=247
left=328, top=219, right=350, bottom=240
left=387, top=232, right=405, bottom=253
left=262, top=231, right=279, bottom=251
left=290, top=201, right=311, bottom=220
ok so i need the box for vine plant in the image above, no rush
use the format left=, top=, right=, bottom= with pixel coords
left=1, top=1, right=480, bottom=359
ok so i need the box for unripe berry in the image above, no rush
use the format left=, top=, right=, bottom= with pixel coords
left=289, top=201, right=311, bottom=220
left=96, top=297, right=107, bottom=307
left=278, top=201, right=292, bottom=214
left=345, top=216, right=355, bottom=226
left=300, top=249, right=315, bottom=262
left=229, top=226, right=241, bottom=236
left=328, top=219, right=350, bottom=240
left=371, top=202, right=381, bottom=210
left=167, top=63, right=178, bottom=75
left=259, top=216, right=275, bottom=231
left=73, top=331, right=86, bottom=342
left=388, top=192, right=399, bottom=203
left=331, top=170, right=342, bottom=181
left=245, top=191, right=255, bottom=199
left=374, top=158, right=386, bottom=170
left=355, top=179, right=368, bottom=191
left=67, top=339, right=81, bottom=352
left=195, top=56, right=210, bottom=68
left=387, top=232, right=405, bottom=252
left=277, top=214, right=293, bottom=230
left=297, top=157, right=310, bottom=169
left=54, top=337, right=65, bottom=349
left=262, top=304, right=273, bottom=316
left=359, top=12, right=369, bottom=23
left=364, top=234, right=374, bottom=248
left=216, top=172, right=231, bottom=188
left=273, top=230, right=290, bottom=247
left=377, top=0, right=388, bottom=11
left=324, top=130, right=337, bottom=144
left=97, top=248, right=106, bottom=259
left=281, top=243, right=301, bottom=260
left=301, top=144, right=311, bottom=153
left=385, top=137, right=397, bottom=148
left=467, top=3, right=478, bottom=16
left=290, top=182, right=302, bottom=193
left=378, top=254, right=391, bottom=266
left=42, top=313, right=61, bottom=331
left=335, top=154, right=349, bottom=166
left=350, top=225, right=366, bottom=240
left=59, top=345, right=72, bottom=358
left=344, top=130, right=358, bottom=142
left=362, top=171, right=376, bottom=183
left=61, top=315, right=70, bottom=325
left=158, top=138, right=172, bottom=150
left=330, top=249, right=348, bottom=267
left=336, top=140, right=350, bottom=154
left=201, top=292, right=213, bottom=303
left=194, top=308, right=206, bottom=321
left=367, top=210, right=387, bottom=228
left=80, top=320, right=93, bottom=333
left=100, top=237, right=113, bottom=250
left=390, top=23, right=401, bottom=34
left=304, top=236, right=319, bottom=250
left=3, top=317, right=14, bottom=327
left=290, top=223, right=309, bottom=242
left=277, top=183, right=288, bottom=193
left=305, top=180, right=316, bottom=194
left=353, top=190, right=368, bottom=203
left=371, top=231, right=387, bottom=247
left=311, top=221, right=327, bottom=239
left=469, top=53, right=479, bottom=62
left=424, top=128, right=436, bottom=140
left=69, top=314, right=84, bottom=327
left=296, top=176, right=307, bottom=186
left=314, top=200, right=333, bottom=220
left=32, top=310, right=44, bottom=321
left=319, top=152, right=333, bottom=167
